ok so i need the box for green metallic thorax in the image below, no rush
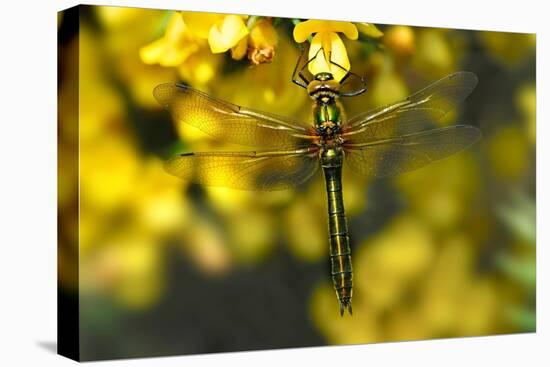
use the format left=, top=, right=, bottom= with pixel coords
left=313, top=102, right=342, bottom=127
left=313, top=100, right=344, bottom=158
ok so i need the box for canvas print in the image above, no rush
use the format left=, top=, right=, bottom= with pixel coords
left=57, top=4, right=536, bottom=361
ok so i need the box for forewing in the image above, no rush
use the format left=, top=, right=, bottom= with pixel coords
left=343, top=72, right=478, bottom=142
left=165, top=149, right=319, bottom=191
left=154, top=83, right=312, bottom=149
left=344, top=125, right=481, bottom=177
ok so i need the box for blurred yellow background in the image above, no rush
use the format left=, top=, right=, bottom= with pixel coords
left=58, top=5, right=535, bottom=360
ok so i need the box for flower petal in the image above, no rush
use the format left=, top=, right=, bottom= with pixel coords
left=248, top=19, right=277, bottom=64
left=293, top=19, right=358, bottom=42
left=250, top=19, right=278, bottom=48
left=178, top=49, right=224, bottom=87
left=293, top=20, right=319, bottom=43
left=231, top=36, right=248, bottom=60
left=139, top=13, right=201, bottom=67
left=326, top=21, right=358, bottom=40
left=181, top=11, right=223, bottom=39
left=308, top=33, right=350, bottom=81
left=140, top=38, right=167, bottom=65
left=208, top=15, right=249, bottom=53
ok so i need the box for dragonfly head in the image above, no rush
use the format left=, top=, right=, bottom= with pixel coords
left=308, top=73, right=341, bottom=104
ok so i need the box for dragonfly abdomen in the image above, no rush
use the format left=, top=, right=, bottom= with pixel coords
left=321, top=148, right=353, bottom=316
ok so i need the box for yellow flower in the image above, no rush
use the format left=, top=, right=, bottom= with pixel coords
left=248, top=18, right=278, bottom=65
left=96, top=6, right=157, bottom=30
left=79, top=136, right=140, bottom=212
left=516, top=84, right=536, bottom=144
left=354, top=214, right=435, bottom=310
left=140, top=12, right=226, bottom=89
left=231, top=36, right=249, bottom=60
left=227, top=208, right=276, bottom=264
left=284, top=197, right=326, bottom=261
left=293, top=20, right=358, bottom=81
left=97, top=8, right=177, bottom=109
left=181, top=217, right=232, bottom=275
left=181, top=12, right=249, bottom=57
left=370, top=69, right=408, bottom=107
left=129, top=159, right=188, bottom=235
left=412, top=29, right=457, bottom=78
left=82, top=231, right=165, bottom=310
left=213, top=35, right=308, bottom=117
left=486, top=126, right=529, bottom=180
left=385, top=25, right=415, bottom=56
left=176, top=48, right=224, bottom=89
left=140, top=13, right=203, bottom=67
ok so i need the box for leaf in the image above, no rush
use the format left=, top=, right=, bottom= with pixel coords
left=497, top=192, right=536, bottom=245
left=356, top=23, right=384, bottom=39
left=496, top=254, right=535, bottom=288
left=506, top=306, right=536, bottom=331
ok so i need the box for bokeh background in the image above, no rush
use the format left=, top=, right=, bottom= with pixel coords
left=58, top=5, right=536, bottom=361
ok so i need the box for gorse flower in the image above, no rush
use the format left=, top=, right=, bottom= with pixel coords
left=139, top=13, right=223, bottom=87
left=248, top=18, right=278, bottom=65
left=181, top=12, right=249, bottom=58
left=142, top=13, right=373, bottom=75
left=142, top=12, right=280, bottom=68
left=293, top=20, right=358, bottom=81
left=140, top=13, right=203, bottom=67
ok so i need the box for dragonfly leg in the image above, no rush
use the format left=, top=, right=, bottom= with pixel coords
left=325, top=52, right=368, bottom=97
left=292, top=47, right=326, bottom=88
left=292, top=45, right=309, bottom=88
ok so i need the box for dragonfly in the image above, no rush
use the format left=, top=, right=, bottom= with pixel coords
left=153, top=50, right=481, bottom=316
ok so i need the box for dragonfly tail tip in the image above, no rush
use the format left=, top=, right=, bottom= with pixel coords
left=339, top=300, right=352, bottom=316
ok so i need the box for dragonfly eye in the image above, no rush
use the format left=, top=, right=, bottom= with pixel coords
left=307, top=79, right=341, bottom=102
left=315, top=72, right=334, bottom=81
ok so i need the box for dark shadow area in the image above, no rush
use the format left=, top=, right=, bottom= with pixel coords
left=78, top=246, right=326, bottom=361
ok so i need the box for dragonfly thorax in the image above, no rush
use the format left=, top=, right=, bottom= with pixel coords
left=316, top=119, right=344, bottom=154
left=313, top=100, right=342, bottom=125
left=317, top=120, right=341, bottom=138
left=313, top=92, right=344, bottom=148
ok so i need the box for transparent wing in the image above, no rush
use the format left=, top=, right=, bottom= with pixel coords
left=154, top=83, right=313, bottom=149
left=342, top=72, right=478, bottom=143
left=344, top=125, right=481, bottom=177
left=165, top=149, right=319, bottom=191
